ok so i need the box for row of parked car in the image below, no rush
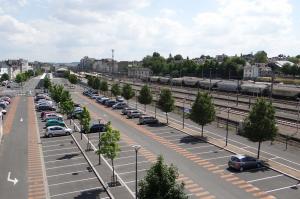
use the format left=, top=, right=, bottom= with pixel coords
left=83, top=89, right=159, bottom=125
left=0, top=96, right=11, bottom=116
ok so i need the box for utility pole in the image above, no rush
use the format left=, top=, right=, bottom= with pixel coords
left=111, top=49, right=114, bottom=80
left=236, top=80, right=239, bottom=106
left=209, top=68, right=212, bottom=93
left=270, top=72, right=274, bottom=103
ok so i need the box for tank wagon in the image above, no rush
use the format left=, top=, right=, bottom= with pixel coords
left=171, top=77, right=184, bottom=86
left=240, top=82, right=269, bottom=95
left=216, top=80, right=239, bottom=92
left=159, top=77, right=170, bottom=84
left=272, top=84, right=300, bottom=99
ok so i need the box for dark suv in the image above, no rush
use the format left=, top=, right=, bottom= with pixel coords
left=88, top=124, right=107, bottom=133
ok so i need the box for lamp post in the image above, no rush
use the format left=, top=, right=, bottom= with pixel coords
left=209, top=68, right=212, bottom=93
left=182, top=96, right=186, bottom=129
left=132, top=144, right=141, bottom=199
left=226, top=106, right=231, bottom=146
left=135, top=90, right=138, bottom=109
left=98, top=119, right=102, bottom=165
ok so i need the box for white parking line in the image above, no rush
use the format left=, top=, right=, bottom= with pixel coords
left=50, top=186, right=104, bottom=198
left=184, top=145, right=214, bottom=150
left=42, top=143, right=69, bottom=148
left=162, top=134, right=184, bottom=138
left=119, top=169, right=148, bottom=175
left=43, top=152, right=80, bottom=158
left=265, top=183, right=300, bottom=193
left=116, top=155, right=143, bottom=160
left=216, top=163, right=228, bottom=167
left=45, top=156, right=84, bottom=164
left=46, top=162, right=87, bottom=170
left=43, top=146, right=77, bottom=153
left=247, top=174, right=284, bottom=183
left=47, top=169, right=88, bottom=178
left=115, top=160, right=149, bottom=168
left=119, top=149, right=136, bottom=153
left=124, top=180, right=135, bottom=184
left=42, top=138, right=73, bottom=144
left=202, top=155, right=232, bottom=161
left=49, top=177, right=97, bottom=187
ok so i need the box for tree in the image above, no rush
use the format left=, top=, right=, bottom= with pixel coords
left=111, top=83, right=121, bottom=97
left=157, top=89, right=174, bottom=124
left=243, top=98, right=277, bottom=159
left=68, top=74, right=78, bottom=84
left=87, top=76, right=95, bottom=88
left=138, top=85, right=152, bottom=112
left=79, top=107, right=91, bottom=144
left=100, top=80, right=108, bottom=94
left=60, top=100, right=74, bottom=123
left=49, top=84, right=64, bottom=103
left=93, top=77, right=101, bottom=90
left=15, top=74, right=23, bottom=84
left=190, top=92, right=215, bottom=137
left=44, top=76, right=51, bottom=90
left=174, top=54, right=183, bottom=61
left=122, top=84, right=135, bottom=104
left=139, top=155, right=188, bottom=199
left=1, top=73, right=9, bottom=81
left=96, top=122, right=120, bottom=185
left=254, top=51, right=268, bottom=63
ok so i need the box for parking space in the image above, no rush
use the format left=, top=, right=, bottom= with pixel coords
left=36, top=112, right=109, bottom=199
left=140, top=124, right=300, bottom=199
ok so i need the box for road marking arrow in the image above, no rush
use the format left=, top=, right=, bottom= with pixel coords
left=7, top=172, right=18, bottom=186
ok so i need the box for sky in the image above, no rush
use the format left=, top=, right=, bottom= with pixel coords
left=0, top=0, right=299, bottom=62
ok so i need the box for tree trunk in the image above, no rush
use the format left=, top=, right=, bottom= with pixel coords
left=257, top=141, right=261, bottom=159
left=201, top=125, right=204, bottom=137
left=112, top=158, right=115, bottom=185
left=144, top=104, right=146, bottom=112
left=166, top=112, right=168, bottom=124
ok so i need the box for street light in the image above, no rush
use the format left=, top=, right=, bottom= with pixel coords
left=225, top=97, right=230, bottom=147
left=132, top=144, right=141, bottom=199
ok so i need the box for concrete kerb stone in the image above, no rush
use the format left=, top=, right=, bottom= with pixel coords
left=155, top=114, right=300, bottom=181
left=69, top=122, right=115, bottom=199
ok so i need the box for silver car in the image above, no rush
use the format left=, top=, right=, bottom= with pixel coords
left=45, top=126, right=72, bottom=138
left=228, top=155, right=263, bottom=171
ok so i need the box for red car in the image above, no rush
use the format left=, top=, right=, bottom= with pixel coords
left=41, top=111, right=56, bottom=119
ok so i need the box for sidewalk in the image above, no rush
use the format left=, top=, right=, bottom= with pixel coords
left=70, top=120, right=133, bottom=199
left=155, top=114, right=300, bottom=181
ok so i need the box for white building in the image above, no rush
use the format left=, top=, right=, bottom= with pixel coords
left=128, top=67, right=152, bottom=78
left=243, top=63, right=259, bottom=79
left=93, top=59, right=118, bottom=74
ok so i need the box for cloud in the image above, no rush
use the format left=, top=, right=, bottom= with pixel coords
left=0, top=0, right=298, bottom=62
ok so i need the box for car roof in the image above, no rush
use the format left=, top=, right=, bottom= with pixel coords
left=47, top=125, right=65, bottom=129
left=47, top=119, right=63, bottom=123
left=231, top=154, right=247, bottom=159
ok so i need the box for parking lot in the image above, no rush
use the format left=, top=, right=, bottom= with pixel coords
left=36, top=114, right=109, bottom=199
left=140, top=124, right=300, bottom=199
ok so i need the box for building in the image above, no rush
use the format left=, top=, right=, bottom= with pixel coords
left=215, top=54, right=228, bottom=62
left=0, top=58, right=29, bottom=79
left=92, top=58, right=118, bottom=74
left=78, top=56, right=96, bottom=72
left=259, top=66, right=272, bottom=77
left=243, top=63, right=259, bottom=79
left=128, top=67, right=152, bottom=78
left=274, top=60, right=294, bottom=68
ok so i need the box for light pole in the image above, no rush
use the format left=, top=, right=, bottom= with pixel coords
left=226, top=106, right=231, bottom=146
left=135, top=90, right=138, bottom=109
left=132, top=144, right=141, bottom=199
left=209, top=68, right=212, bottom=93
left=98, top=119, right=102, bottom=165
left=182, top=96, right=186, bottom=129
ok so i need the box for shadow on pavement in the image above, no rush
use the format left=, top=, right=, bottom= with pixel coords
left=74, top=188, right=105, bottom=199
left=179, top=135, right=207, bottom=145
left=56, top=153, right=80, bottom=160
left=148, top=122, right=167, bottom=127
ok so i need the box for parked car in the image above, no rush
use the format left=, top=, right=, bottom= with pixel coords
left=228, top=155, right=263, bottom=172
left=0, top=100, right=9, bottom=106
left=37, top=105, right=56, bottom=112
left=41, top=111, right=55, bottom=118
left=116, top=96, right=124, bottom=102
left=45, top=126, right=72, bottom=138
left=45, top=119, right=66, bottom=127
left=105, top=100, right=117, bottom=107
left=96, top=96, right=107, bottom=103
left=1, top=109, right=7, bottom=115
left=127, top=110, right=142, bottom=118
left=68, top=109, right=82, bottom=119
left=0, top=103, right=7, bottom=109
left=122, top=107, right=136, bottom=115
left=0, top=96, right=11, bottom=103
left=43, top=113, right=63, bottom=122
left=91, top=94, right=100, bottom=99
left=139, top=115, right=159, bottom=125
left=87, top=123, right=107, bottom=133
left=74, top=103, right=81, bottom=107
left=100, top=97, right=110, bottom=105
left=112, top=102, right=127, bottom=109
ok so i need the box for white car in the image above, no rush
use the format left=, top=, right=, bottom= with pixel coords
left=43, top=113, right=63, bottom=121
left=45, top=126, right=72, bottom=138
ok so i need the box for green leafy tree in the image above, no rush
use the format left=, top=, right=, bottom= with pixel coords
left=157, top=89, right=175, bottom=124
left=79, top=107, right=91, bottom=147
left=60, top=100, right=74, bottom=123
left=15, top=73, right=23, bottom=84
left=64, top=70, right=70, bottom=78
left=49, top=84, right=64, bottom=103
left=138, top=85, right=153, bottom=112
left=100, top=80, right=108, bottom=94
left=87, top=76, right=95, bottom=88
left=244, top=98, right=277, bottom=159
left=190, top=92, right=215, bottom=137
left=122, top=84, right=135, bottom=104
left=60, top=90, right=71, bottom=103
left=1, top=73, right=9, bottom=81
left=93, top=77, right=101, bottom=90
left=139, top=155, right=188, bottom=199
left=44, top=76, right=51, bottom=90
left=68, top=74, right=78, bottom=84
left=96, top=122, right=120, bottom=184
left=111, top=83, right=121, bottom=97
left=254, top=51, right=268, bottom=63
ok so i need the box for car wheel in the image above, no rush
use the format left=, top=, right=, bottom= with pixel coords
left=239, top=166, right=244, bottom=172
left=65, top=132, right=70, bottom=135
left=48, top=133, right=53, bottom=138
left=257, top=163, right=262, bottom=168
